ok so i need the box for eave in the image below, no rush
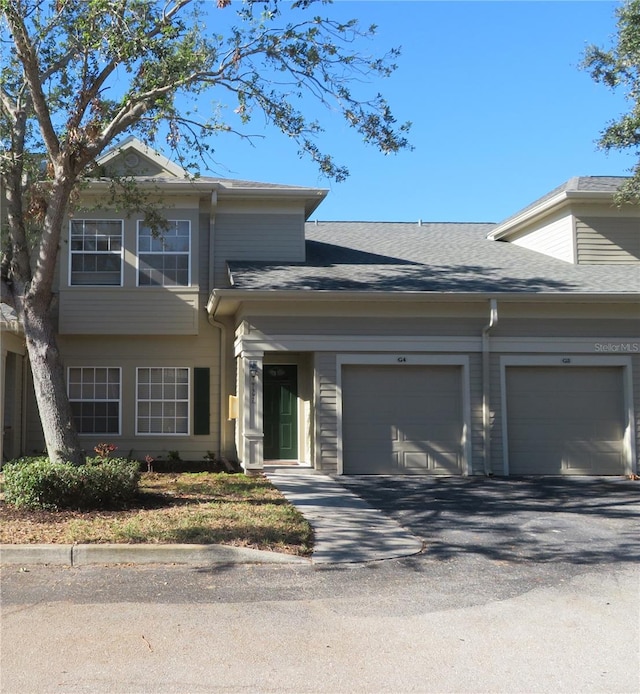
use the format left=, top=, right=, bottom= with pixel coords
left=207, top=288, right=639, bottom=317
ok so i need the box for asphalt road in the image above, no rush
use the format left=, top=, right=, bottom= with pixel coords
left=2, top=477, right=639, bottom=693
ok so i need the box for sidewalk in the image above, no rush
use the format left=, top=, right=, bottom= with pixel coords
left=265, top=468, right=423, bottom=563
left=1, top=469, right=423, bottom=566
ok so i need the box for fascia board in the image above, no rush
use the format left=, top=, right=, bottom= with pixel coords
left=488, top=190, right=617, bottom=241
left=208, top=288, right=639, bottom=316
left=218, top=186, right=328, bottom=219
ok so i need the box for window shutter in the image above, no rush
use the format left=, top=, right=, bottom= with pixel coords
left=193, top=368, right=210, bottom=435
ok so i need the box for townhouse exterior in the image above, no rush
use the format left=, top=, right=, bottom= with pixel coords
left=2, top=137, right=639, bottom=476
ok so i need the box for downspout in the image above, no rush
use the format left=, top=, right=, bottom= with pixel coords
left=482, top=299, right=499, bottom=476
left=206, top=188, right=227, bottom=456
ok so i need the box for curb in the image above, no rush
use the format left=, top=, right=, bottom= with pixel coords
left=0, top=543, right=310, bottom=567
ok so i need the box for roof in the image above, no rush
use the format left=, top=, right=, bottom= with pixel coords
left=227, top=220, right=640, bottom=295
left=488, top=176, right=629, bottom=241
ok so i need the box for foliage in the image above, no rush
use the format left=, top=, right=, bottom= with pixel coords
left=583, top=0, right=640, bottom=202
left=3, top=456, right=141, bottom=510
left=0, top=0, right=411, bottom=465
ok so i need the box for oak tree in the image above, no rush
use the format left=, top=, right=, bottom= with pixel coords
left=583, top=0, right=640, bottom=202
left=0, top=0, right=411, bottom=464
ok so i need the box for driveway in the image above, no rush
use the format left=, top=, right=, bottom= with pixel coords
left=337, top=476, right=640, bottom=565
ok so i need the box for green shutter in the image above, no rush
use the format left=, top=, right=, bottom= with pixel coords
left=193, top=368, right=210, bottom=435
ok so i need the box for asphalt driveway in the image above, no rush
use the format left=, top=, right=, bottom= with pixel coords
left=337, top=476, right=640, bottom=565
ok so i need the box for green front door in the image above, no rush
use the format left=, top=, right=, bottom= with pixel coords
left=263, top=365, right=298, bottom=460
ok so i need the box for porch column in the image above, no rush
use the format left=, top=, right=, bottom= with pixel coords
left=0, top=349, right=6, bottom=464
left=240, top=352, right=264, bottom=472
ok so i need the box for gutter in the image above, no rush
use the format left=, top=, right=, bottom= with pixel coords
left=481, top=299, right=499, bottom=476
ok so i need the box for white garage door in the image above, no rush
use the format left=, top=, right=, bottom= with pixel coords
left=342, top=365, right=465, bottom=475
left=506, top=366, right=627, bottom=475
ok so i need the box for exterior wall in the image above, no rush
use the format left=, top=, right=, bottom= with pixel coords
left=213, top=201, right=306, bottom=287
left=576, top=217, right=640, bottom=264
left=508, top=210, right=574, bottom=263
left=235, top=301, right=639, bottom=476
left=58, top=203, right=202, bottom=335
left=56, top=309, right=224, bottom=462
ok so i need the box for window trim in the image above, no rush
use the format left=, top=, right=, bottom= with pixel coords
left=136, top=220, right=191, bottom=288
left=135, top=366, right=191, bottom=437
left=68, top=219, right=124, bottom=287
left=67, top=366, right=122, bottom=436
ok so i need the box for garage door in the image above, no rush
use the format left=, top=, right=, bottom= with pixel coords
left=342, top=365, right=465, bottom=474
left=506, top=366, right=626, bottom=475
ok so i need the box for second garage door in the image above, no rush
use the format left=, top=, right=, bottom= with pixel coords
left=506, top=366, right=627, bottom=475
left=341, top=365, right=465, bottom=475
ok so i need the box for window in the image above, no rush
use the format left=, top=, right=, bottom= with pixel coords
left=70, top=220, right=123, bottom=286
left=137, top=221, right=190, bottom=286
left=137, top=367, right=189, bottom=435
left=68, top=367, right=121, bottom=434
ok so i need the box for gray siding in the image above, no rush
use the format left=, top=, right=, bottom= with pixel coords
left=213, top=212, right=305, bottom=287
left=576, top=217, right=640, bottom=264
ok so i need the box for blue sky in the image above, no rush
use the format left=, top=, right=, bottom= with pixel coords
left=197, top=1, right=632, bottom=223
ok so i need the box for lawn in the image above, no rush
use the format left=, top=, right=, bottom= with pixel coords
left=0, top=472, right=313, bottom=556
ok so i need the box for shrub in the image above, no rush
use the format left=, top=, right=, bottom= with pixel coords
left=3, top=456, right=141, bottom=511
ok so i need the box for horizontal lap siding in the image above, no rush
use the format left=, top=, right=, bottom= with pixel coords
left=314, top=352, right=338, bottom=473
left=468, top=353, right=484, bottom=475
left=59, top=289, right=200, bottom=334
left=214, top=212, right=305, bottom=288
left=56, top=311, right=221, bottom=461
left=576, top=217, right=640, bottom=264
left=247, top=316, right=485, bottom=337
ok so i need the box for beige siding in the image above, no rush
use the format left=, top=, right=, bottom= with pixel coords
left=313, top=352, right=339, bottom=472
left=493, top=318, right=640, bottom=338
left=57, top=310, right=223, bottom=461
left=576, top=217, right=640, bottom=264
left=247, top=315, right=486, bottom=337
left=213, top=210, right=305, bottom=287
left=468, top=353, right=485, bottom=475
left=58, top=288, right=200, bottom=335
left=509, top=211, right=574, bottom=262
left=488, top=353, right=504, bottom=475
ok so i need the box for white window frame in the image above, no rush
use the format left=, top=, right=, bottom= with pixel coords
left=69, top=220, right=124, bottom=287
left=67, top=367, right=122, bottom=436
left=136, top=367, right=190, bottom=436
left=136, top=220, right=191, bottom=287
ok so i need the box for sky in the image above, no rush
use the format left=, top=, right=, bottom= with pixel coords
left=194, top=1, right=633, bottom=223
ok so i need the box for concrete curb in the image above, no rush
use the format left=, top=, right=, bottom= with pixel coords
left=0, top=543, right=310, bottom=567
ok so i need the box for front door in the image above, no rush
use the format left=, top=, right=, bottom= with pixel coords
left=263, top=365, right=298, bottom=460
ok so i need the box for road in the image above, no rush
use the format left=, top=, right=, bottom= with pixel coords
left=2, top=553, right=638, bottom=693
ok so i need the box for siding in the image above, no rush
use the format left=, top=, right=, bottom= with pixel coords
left=510, top=212, right=574, bottom=263
left=313, top=352, right=339, bottom=472
left=213, top=212, right=305, bottom=287
left=246, top=315, right=486, bottom=337
left=576, top=217, right=640, bottom=264
left=56, top=310, right=223, bottom=461
left=58, top=289, right=199, bottom=335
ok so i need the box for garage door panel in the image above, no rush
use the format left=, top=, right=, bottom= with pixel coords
left=342, top=365, right=465, bottom=475
left=507, top=366, right=626, bottom=476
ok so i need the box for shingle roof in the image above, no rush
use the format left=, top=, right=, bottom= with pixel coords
left=228, top=221, right=640, bottom=294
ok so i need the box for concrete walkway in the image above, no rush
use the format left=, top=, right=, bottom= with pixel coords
left=1, top=468, right=423, bottom=566
left=265, top=468, right=423, bottom=563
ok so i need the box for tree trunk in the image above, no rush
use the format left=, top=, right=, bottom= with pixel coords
left=21, top=297, right=85, bottom=466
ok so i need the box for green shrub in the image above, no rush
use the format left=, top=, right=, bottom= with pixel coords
left=3, top=456, right=141, bottom=510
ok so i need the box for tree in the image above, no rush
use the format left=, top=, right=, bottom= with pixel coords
left=583, top=0, right=640, bottom=203
left=1, top=0, right=411, bottom=465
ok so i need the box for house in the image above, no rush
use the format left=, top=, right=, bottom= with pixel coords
left=2, top=137, right=639, bottom=475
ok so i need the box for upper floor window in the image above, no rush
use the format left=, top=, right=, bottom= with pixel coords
left=70, top=220, right=123, bottom=286
left=137, top=220, right=190, bottom=287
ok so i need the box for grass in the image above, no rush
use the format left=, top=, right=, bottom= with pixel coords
left=0, top=472, right=314, bottom=556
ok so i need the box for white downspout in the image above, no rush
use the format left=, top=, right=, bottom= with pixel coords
left=482, top=299, right=499, bottom=476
